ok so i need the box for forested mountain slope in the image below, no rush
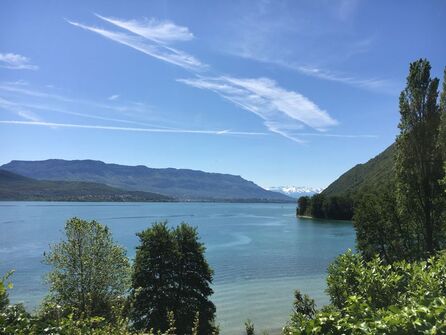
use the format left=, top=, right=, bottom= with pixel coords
left=322, top=143, right=395, bottom=197
left=0, top=169, right=172, bottom=202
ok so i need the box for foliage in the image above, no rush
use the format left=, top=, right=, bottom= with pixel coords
left=245, top=319, right=255, bottom=335
left=355, top=60, right=446, bottom=262
left=289, top=290, right=316, bottom=327
left=130, top=222, right=217, bottom=335
left=0, top=270, right=13, bottom=311
left=297, top=196, right=309, bottom=216
left=353, top=186, right=413, bottom=263
left=44, top=217, right=131, bottom=320
left=395, top=59, right=445, bottom=256
left=0, top=304, right=175, bottom=335
left=440, top=68, right=446, bottom=185
left=297, top=194, right=354, bottom=220
left=284, top=251, right=446, bottom=334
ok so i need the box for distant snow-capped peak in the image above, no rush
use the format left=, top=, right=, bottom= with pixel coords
left=268, top=186, right=324, bottom=198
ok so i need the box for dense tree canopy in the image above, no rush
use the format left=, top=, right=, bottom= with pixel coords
left=130, top=222, right=217, bottom=335
left=297, top=194, right=354, bottom=220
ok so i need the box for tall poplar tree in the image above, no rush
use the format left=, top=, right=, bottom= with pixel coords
left=395, top=59, right=445, bottom=257
left=440, top=68, right=446, bottom=183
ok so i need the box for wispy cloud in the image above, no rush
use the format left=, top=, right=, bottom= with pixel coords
left=95, top=14, right=194, bottom=44
left=295, top=65, right=396, bottom=93
left=0, top=96, right=164, bottom=128
left=0, top=53, right=38, bottom=70
left=0, top=120, right=267, bottom=136
left=218, top=1, right=397, bottom=94
left=0, top=81, right=153, bottom=117
left=67, top=19, right=206, bottom=71
left=0, top=82, right=265, bottom=137
left=108, top=94, right=120, bottom=100
left=297, top=132, right=377, bottom=138
left=178, top=76, right=337, bottom=143
left=0, top=97, right=41, bottom=121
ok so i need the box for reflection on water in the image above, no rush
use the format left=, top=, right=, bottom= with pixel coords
left=0, top=202, right=355, bottom=335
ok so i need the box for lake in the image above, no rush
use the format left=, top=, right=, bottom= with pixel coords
left=0, top=202, right=355, bottom=334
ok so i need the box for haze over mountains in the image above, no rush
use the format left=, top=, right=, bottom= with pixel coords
left=1, top=159, right=294, bottom=202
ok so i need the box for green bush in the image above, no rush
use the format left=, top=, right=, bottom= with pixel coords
left=284, top=251, right=446, bottom=334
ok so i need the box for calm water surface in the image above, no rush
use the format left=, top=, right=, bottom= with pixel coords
left=0, top=202, right=355, bottom=334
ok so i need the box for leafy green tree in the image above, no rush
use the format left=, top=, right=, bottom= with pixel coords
left=355, top=60, right=446, bottom=262
left=440, top=68, right=446, bottom=185
left=309, top=194, right=325, bottom=218
left=44, top=217, right=130, bottom=320
left=395, top=59, right=445, bottom=256
left=130, top=222, right=216, bottom=335
left=354, top=187, right=414, bottom=262
left=322, top=196, right=354, bottom=220
left=130, top=222, right=176, bottom=331
left=297, top=197, right=309, bottom=216
left=173, top=223, right=216, bottom=335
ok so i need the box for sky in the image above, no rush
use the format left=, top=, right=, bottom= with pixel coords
left=0, top=0, right=445, bottom=189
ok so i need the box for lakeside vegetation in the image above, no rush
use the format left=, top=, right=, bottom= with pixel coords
left=297, top=194, right=354, bottom=220
left=1, top=59, right=446, bottom=334
left=286, top=59, right=446, bottom=334
left=1, top=218, right=217, bottom=335
left=296, top=145, right=396, bottom=221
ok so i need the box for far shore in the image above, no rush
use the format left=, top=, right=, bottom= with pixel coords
left=297, top=215, right=353, bottom=222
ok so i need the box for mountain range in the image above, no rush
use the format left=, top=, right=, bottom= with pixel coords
left=0, top=169, right=173, bottom=202
left=268, top=186, right=324, bottom=198
left=0, top=159, right=294, bottom=202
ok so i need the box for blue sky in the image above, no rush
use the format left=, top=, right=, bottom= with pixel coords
left=0, top=0, right=445, bottom=188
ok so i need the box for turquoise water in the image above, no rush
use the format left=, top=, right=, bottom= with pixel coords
left=0, top=202, right=355, bottom=334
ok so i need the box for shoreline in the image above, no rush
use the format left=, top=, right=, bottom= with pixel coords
left=297, top=215, right=353, bottom=222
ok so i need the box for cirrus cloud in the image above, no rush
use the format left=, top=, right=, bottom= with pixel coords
left=178, top=76, right=338, bottom=143
left=0, top=53, right=38, bottom=70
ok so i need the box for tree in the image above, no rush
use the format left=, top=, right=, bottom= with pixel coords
left=310, top=194, right=325, bottom=218
left=440, top=68, right=446, bottom=185
left=130, top=222, right=217, bottom=335
left=44, top=217, right=130, bottom=320
left=354, top=186, right=416, bottom=262
left=173, top=223, right=216, bottom=335
left=355, top=60, right=446, bottom=262
left=297, top=197, right=309, bottom=216
left=395, top=59, right=445, bottom=256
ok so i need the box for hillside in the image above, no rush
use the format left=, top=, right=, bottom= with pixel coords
left=1, top=160, right=293, bottom=202
left=0, top=170, right=172, bottom=202
left=322, top=143, right=395, bottom=197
